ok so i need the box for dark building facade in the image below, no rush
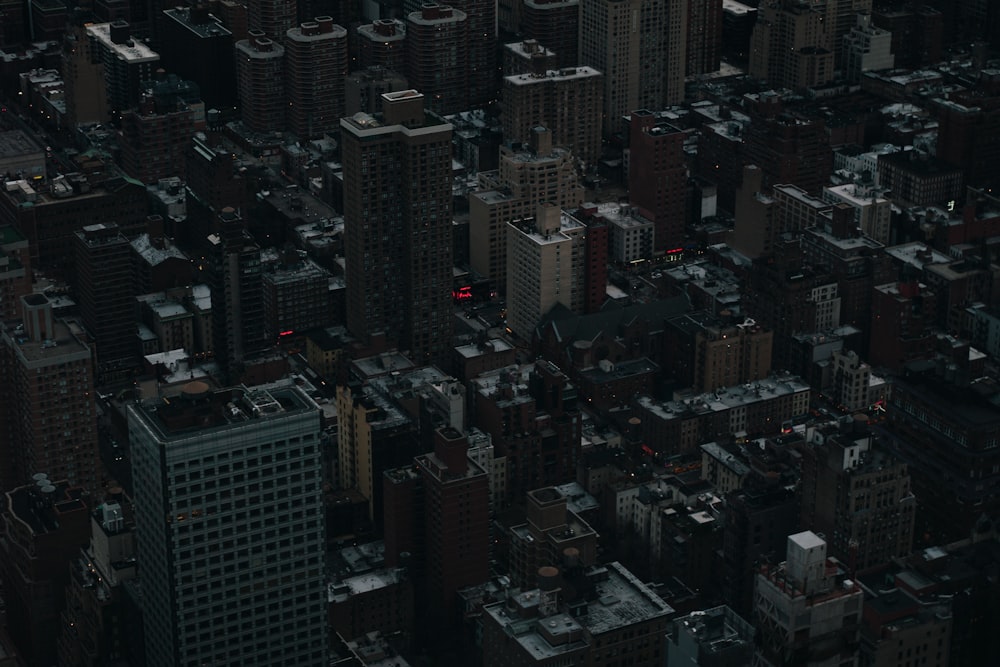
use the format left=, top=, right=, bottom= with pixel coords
left=340, top=91, right=454, bottom=367
left=628, top=110, right=688, bottom=254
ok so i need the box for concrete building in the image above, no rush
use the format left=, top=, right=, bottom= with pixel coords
left=86, top=21, right=160, bottom=115
left=501, top=66, right=603, bottom=166
left=667, top=605, right=755, bottom=665
left=481, top=560, right=673, bottom=667
left=506, top=486, right=599, bottom=588
left=822, top=182, right=892, bottom=245
left=63, top=24, right=110, bottom=125
left=521, top=0, right=578, bottom=69
left=129, top=381, right=327, bottom=666
left=632, top=372, right=811, bottom=456
left=247, top=0, right=297, bottom=42
left=686, top=0, right=723, bottom=77
left=357, top=19, right=407, bottom=71
left=0, top=295, right=98, bottom=495
left=262, top=256, right=332, bottom=340
left=345, top=66, right=410, bottom=116
left=340, top=91, right=454, bottom=367
left=754, top=531, right=864, bottom=666
left=797, top=424, right=915, bottom=572
left=159, top=6, right=237, bottom=110
left=74, top=223, right=135, bottom=381
left=664, top=310, right=774, bottom=393
left=842, top=13, right=893, bottom=84
left=56, top=491, right=138, bottom=666
left=415, top=427, right=491, bottom=628
left=405, top=4, right=468, bottom=115
left=628, top=110, right=688, bottom=253
left=471, top=361, right=582, bottom=502
left=235, top=31, right=286, bottom=134
left=469, top=127, right=584, bottom=296
left=119, top=86, right=200, bottom=185
left=0, top=477, right=90, bottom=667
left=0, top=226, right=30, bottom=322
left=506, top=203, right=586, bottom=338
left=285, top=17, right=348, bottom=139
left=749, top=0, right=834, bottom=90
left=206, top=208, right=266, bottom=383
left=503, top=38, right=558, bottom=75
left=578, top=0, right=686, bottom=135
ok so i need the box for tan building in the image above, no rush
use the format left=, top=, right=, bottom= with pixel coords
left=469, top=127, right=583, bottom=295
left=822, top=182, right=892, bottom=245
left=505, top=203, right=586, bottom=338
left=578, top=0, right=686, bottom=135
left=501, top=66, right=603, bottom=165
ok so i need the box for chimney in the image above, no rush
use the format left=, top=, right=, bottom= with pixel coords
left=21, top=293, right=54, bottom=342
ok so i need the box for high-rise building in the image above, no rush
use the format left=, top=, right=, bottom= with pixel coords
left=357, top=19, right=407, bottom=72
left=63, top=24, right=110, bottom=126
left=664, top=310, right=773, bottom=393
left=415, top=427, right=490, bottom=627
left=0, top=294, right=98, bottom=495
left=74, top=223, right=135, bottom=381
left=686, top=0, right=723, bottom=76
left=824, top=0, right=872, bottom=67
left=628, top=109, right=688, bottom=253
left=128, top=381, right=327, bottom=666
left=247, top=0, right=297, bottom=42
left=340, top=91, right=454, bottom=366
left=578, top=0, right=686, bottom=135
left=868, top=280, right=937, bottom=372
left=935, top=78, right=1000, bottom=191
left=501, top=66, right=603, bottom=166
left=86, top=21, right=161, bottom=116
left=521, top=0, right=579, bottom=69
left=285, top=17, right=348, bottom=139
left=119, top=88, right=199, bottom=185
left=235, top=31, right=285, bottom=134
left=506, top=203, right=586, bottom=338
left=797, top=424, right=915, bottom=572
left=206, top=208, right=266, bottom=382
left=0, top=477, right=90, bottom=667
left=754, top=531, right=863, bottom=666
left=405, top=4, right=468, bottom=115
left=159, top=5, right=237, bottom=110
left=469, top=127, right=584, bottom=296
left=749, top=0, right=834, bottom=90
left=344, top=66, right=410, bottom=115
left=449, top=0, right=498, bottom=109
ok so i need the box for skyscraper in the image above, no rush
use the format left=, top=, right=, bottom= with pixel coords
left=521, top=0, right=579, bottom=69
left=129, top=381, right=327, bottom=666
left=207, top=208, right=266, bottom=383
left=628, top=109, right=688, bottom=253
left=340, top=91, right=454, bottom=366
left=749, top=0, right=834, bottom=90
left=578, top=0, right=686, bottom=135
left=74, top=223, right=135, bottom=382
left=235, top=31, right=285, bottom=133
left=405, top=4, right=468, bottom=115
left=285, top=16, right=348, bottom=139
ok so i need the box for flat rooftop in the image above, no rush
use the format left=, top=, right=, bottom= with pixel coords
left=132, top=383, right=316, bottom=440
